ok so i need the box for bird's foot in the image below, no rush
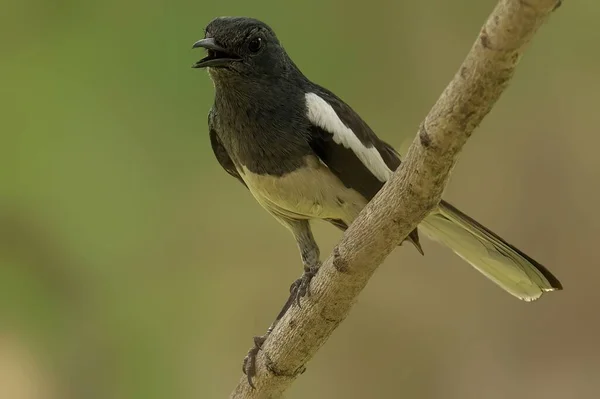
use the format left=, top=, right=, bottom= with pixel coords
left=290, top=264, right=320, bottom=307
left=242, top=334, right=269, bottom=389
left=240, top=275, right=312, bottom=389
left=240, top=263, right=320, bottom=387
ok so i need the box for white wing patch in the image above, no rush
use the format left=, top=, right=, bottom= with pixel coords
left=305, top=92, right=392, bottom=182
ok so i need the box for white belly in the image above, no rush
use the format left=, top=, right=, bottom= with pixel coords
left=239, top=156, right=368, bottom=224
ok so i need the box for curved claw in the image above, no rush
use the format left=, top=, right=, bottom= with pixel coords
left=290, top=266, right=319, bottom=307
left=242, top=335, right=268, bottom=389
left=241, top=267, right=319, bottom=388
left=243, top=345, right=259, bottom=388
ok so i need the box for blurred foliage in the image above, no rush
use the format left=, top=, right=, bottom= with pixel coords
left=1, top=0, right=600, bottom=398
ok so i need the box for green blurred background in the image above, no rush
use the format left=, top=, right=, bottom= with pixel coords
left=2, top=0, right=599, bottom=398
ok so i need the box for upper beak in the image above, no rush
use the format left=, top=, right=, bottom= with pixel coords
left=191, top=38, right=241, bottom=68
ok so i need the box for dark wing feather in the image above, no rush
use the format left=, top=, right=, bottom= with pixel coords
left=325, top=218, right=349, bottom=231
left=209, top=110, right=247, bottom=188
left=307, top=85, right=422, bottom=253
left=312, top=85, right=401, bottom=172
left=308, top=125, right=383, bottom=200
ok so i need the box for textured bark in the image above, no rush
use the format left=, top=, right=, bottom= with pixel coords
left=230, top=0, right=562, bottom=397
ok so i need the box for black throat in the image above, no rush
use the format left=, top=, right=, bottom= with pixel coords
left=211, top=73, right=313, bottom=176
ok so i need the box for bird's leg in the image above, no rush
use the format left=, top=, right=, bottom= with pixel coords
left=289, top=220, right=321, bottom=306
left=242, top=220, right=320, bottom=387
left=242, top=286, right=297, bottom=388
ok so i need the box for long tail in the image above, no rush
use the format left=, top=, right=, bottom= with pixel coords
left=419, top=200, right=562, bottom=301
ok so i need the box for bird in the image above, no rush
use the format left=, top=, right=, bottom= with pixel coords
left=191, top=16, right=562, bottom=385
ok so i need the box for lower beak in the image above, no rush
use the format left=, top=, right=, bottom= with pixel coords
left=191, top=38, right=241, bottom=68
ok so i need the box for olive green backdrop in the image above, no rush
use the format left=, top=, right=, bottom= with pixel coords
left=2, top=0, right=599, bottom=398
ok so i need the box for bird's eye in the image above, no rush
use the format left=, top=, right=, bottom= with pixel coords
left=248, top=37, right=263, bottom=53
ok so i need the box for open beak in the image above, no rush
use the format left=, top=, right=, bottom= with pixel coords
left=191, top=38, right=241, bottom=68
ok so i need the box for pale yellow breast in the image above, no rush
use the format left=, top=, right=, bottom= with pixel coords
left=239, top=156, right=367, bottom=224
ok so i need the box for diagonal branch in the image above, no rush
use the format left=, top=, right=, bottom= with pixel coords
left=230, top=0, right=562, bottom=397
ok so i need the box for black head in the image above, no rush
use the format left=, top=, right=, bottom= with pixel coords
left=192, top=17, right=294, bottom=79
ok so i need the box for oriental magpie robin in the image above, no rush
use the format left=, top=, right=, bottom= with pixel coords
left=192, top=16, right=562, bottom=385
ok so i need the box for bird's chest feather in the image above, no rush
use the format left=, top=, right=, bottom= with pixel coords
left=213, top=85, right=311, bottom=176
left=239, top=155, right=367, bottom=222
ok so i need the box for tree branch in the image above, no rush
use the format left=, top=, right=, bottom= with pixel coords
left=230, top=0, right=561, bottom=397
